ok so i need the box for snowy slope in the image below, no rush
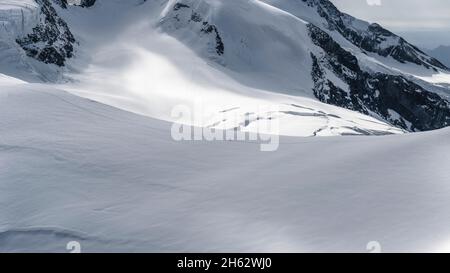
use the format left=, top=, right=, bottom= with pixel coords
left=1, top=76, right=450, bottom=252
left=0, top=0, right=448, bottom=134
left=1, top=0, right=450, bottom=254
left=61, top=0, right=449, bottom=132
left=53, top=0, right=401, bottom=137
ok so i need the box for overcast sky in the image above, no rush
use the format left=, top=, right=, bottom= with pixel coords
left=330, top=0, right=450, bottom=48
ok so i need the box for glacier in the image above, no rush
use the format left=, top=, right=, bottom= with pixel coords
left=0, top=0, right=450, bottom=252
left=1, top=77, right=450, bottom=252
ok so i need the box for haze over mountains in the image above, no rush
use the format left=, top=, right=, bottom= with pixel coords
left=427, top=45, right=450, bottom=68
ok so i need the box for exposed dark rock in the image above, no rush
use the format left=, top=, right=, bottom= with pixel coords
left=308, top=24, right=450, bottom=131
left=191, top=12, right=202, bottom=22
left=303, top=0, right=448, bottom=70
left=83, top=0, right=96, bottom=7
left=52, top=0, right=68, bottom=9
left=16, top=0, right=76, bottom=67
left=368, top=74, right=450, bottom=131
left=78, top=0, right=96, bottom=8
left=201, top=23, right=224, bottom=56
left=173, top=3, right=189, bottom=11
left=311, top=53, right=353, bottom=108
left=159, top=2, right=225, bottom=57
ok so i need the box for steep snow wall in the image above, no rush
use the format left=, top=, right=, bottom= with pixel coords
left=0, top=0, right=39, bottom=37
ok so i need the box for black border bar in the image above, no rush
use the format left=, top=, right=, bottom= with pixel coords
left=0, top=253, right=447, bottom=272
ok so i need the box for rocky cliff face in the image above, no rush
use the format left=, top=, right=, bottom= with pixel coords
left=13, top=0, right=97, bottom=68
left=159, top=1, right=225, bottom=63
left=309, top=24, right=450, bottom=131
left=16, top=0, right=76, bottom=67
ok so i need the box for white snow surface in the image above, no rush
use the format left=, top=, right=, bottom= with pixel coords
left=1, top=78, right=450, bottom=252
left=0, top=0, right=445, bottom=136
left=0, top=0, right=450, bottom=253
left=50, top=0, right=400, bottom=137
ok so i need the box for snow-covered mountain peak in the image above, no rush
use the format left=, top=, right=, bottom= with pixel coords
left=157, top=0, right=450, bottom=132
left=264, top=0, right=448, bottom=71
